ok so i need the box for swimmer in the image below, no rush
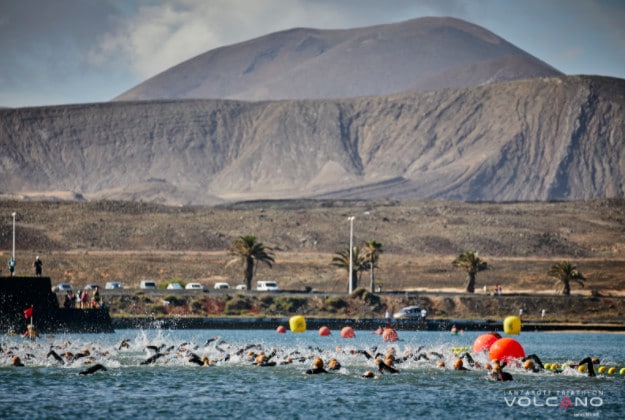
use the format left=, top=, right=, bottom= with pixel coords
left=522, top=354, right=544, bottom=373
left=362, top=370, right=379, bottom=379
left=46, top=349, right=65, bottom=364
left=375, top=358, right=399, bottom=374
left=453, top=358, right=469, bottom=371
left=571, top=357, right=597, bottom=377
left=79, top=364, right=107, bottom=375
left=140, top=352, right=165, bottom=365
left=118, top=339, right=131, bottom=350
left=490, top=360, right=513, bottom=381
left=254, top=354, right=277, bottom=367
left=304, top=357, right=328, bottom=374
left=204, top=336, right=221, bottom=346
left=12, top=356, right=24, bottom=367
left=327, top=358, right=342, bottom=370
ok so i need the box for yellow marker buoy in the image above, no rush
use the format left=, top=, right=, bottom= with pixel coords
left=608, top=367, right=616, bottom=375
left=620, top=367, right=625, bottom=375
left=289, top=315, right=306, bottom=333
left=578, top=365, right=587, bottom=372
left=550, top=363, right=559, bottom=371
left=598, top=366, right=607, bottom=374
left=544, top=363, right=551, bottom=370
left=503, top=316, right=521, bottom=335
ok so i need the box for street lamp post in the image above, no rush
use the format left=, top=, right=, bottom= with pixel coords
left=11, top=212, right=16, bottom=276
left=348, top=216, right=355, bottom=294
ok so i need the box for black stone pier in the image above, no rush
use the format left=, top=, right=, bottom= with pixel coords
left=0, top=276, right=113, bottom=333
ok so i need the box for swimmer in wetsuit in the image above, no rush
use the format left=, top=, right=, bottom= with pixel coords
left=490, top=360, right=513, bottom=381
left=304, top=357, right=328, bottom=374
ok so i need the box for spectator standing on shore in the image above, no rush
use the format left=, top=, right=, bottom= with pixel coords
left=33, top=256, right=43, bottom=277
left=91, top=287, right=101, bottom=308
left=80, top=289, right=90, bottom=309
left=64, top=290, right=75, bottom=308
left=8, top=258, right=16, bottom=276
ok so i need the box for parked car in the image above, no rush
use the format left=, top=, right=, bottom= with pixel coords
left=256, top=281, right=279, bottom=291
left=393, top=306, right=423, bottom=319
left=53, top=283, right=73, bottom=292
left=235, top=284, right=247, bottom=290
left=185, top=282, right=203, bottom=290
left=105, top=281, right=124, bottom=289
left=214, top=282, right=230, bottom=290
left=139, top=280, right=157, bottom=289
left=166, top=283, right=183, bottom=290
left=84, top=284, right=100, bottom=290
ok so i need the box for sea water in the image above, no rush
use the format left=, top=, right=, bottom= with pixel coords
left=1, top=329, right=624, bottom=419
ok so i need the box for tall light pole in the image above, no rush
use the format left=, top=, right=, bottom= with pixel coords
left=12, top=212, right=16, bottom=276
left=348, top=216, right=355, bottom=294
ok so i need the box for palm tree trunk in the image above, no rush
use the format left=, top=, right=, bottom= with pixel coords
left=369, top=262, right=374, bottom=293
left=466, top=273, right=476, bottom=293
left=563, top=280, right=571, bottom=295
left=245, top=257, right=255, bottom=291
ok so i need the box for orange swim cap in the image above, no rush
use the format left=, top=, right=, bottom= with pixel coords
left=313, top=357, right=324, bottom=369
left=523, top=360, right=535, bottom=370
left=453, top=358, right=464, bottom=369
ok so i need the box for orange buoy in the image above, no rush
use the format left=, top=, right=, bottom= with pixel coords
left=382, top=326, right=398, bottom=342
left=340, top=326, right=355, bottom=338
left=276, top=325, right=286, bottom=334
left=319, top=326, right=331, bottom=336
left=488, top=338, right=525, bottom=363
left=473, top=333, right=500, bottom=353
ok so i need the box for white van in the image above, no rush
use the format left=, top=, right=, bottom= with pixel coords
left=214, top=282, right=230, bottom=290
left=139, top=280, right=157, bottom=289
left=257, top=281, right=279, bottom=291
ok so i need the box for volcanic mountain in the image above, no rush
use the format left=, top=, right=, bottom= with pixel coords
left=113, top=17, right=562, bottom=102
left=1, top=18, right=624, bottom=205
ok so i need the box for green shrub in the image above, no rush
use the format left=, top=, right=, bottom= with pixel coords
left=273, top=296, right=307, bottom=313
left=325, top=296, right=347, bottom=309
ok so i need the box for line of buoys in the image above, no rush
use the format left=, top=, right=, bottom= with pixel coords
left=450, top=346, right=472, bottom=356
left=541, top=362, right=625, bottom=375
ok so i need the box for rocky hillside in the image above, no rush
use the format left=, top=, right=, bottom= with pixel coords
left=114, top=17, right=561, bottom=102
left=1, top=75, right=624, bottom=204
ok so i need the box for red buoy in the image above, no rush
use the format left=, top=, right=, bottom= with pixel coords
left=489, top=338, right=525, bottom=363
left=319, top=326, right=331, bottom=336
left=340, top=326, right=355, bottom=338
left=382, top=327, right=398, bottom=342
left=276, top=325, right=286, bottom=334
left=473, top=333, right=500, bottom=353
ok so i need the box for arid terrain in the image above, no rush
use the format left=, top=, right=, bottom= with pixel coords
left=1, top=199, right=624, bottom=323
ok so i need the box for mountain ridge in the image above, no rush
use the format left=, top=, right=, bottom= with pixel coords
left=1, top=75, right=624, bottom=205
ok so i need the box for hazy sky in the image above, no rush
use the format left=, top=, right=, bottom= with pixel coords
left=1, top=0, right=624, bottom=108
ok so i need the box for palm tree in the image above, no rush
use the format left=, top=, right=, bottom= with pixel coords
left=331, top=246, right=366, bottom=293
left=228, top=235, right=275, bottom=291
left=548, top=261, right=586, bottom=295
left=452, top=251, right=489, bottom=293
left=363, top=240, right=383, bottom=293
